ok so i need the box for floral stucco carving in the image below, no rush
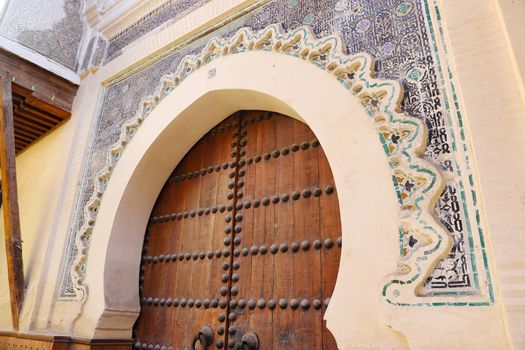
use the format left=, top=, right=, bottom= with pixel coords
left=68, top=24, right=450, bottom=305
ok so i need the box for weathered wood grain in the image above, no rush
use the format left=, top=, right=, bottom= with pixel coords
left=135, top=111, right=342, bottom=350
left=0, top=75, right=24, bottom=330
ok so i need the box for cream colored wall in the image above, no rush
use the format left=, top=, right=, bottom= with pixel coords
left=0, top=71, right=104, bottom=332
left=13, top=123, right=75, bottom=331
left=0, top=123, right=73, bottom=331
left=0, top=0, right=522, bottom=349
left=0, top=210, right=12, bottom=328
left=497, top=0, right=525, bottom=103
left=440, top=0, right=525, bottom=348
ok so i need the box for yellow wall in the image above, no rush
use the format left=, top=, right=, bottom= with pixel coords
left=0, top=71, right=103, bottom=330
left=0, top=122, right=75, bottom=329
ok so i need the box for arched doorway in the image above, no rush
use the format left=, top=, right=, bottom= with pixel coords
left=134, top=110, right=341, bottom=349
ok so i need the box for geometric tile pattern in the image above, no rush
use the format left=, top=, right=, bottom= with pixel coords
left=61, top=0, right=490, bottom=302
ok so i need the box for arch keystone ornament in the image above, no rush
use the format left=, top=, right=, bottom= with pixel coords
left=68, top=24, right=450, bottom=306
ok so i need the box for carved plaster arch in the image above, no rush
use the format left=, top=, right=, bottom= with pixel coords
left=67, top=24, right=451, bottom=340
left=72, top=24, right=449, bottom=303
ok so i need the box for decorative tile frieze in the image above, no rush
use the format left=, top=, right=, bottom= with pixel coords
left=62, top=0, right=492, bottom=307
left=63, top=23, right=446, bottom=306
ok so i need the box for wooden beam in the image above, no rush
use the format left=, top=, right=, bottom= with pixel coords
left=12, top=91, right=65, bottom=123
left=0, top=49, right=77, bottom=113
left=13, top=106, right=57, bottom=128
left=14, top=117, right=49, bottom=134
left=0, top=74, right=24, bottom=330
left=14, top=127, right=39, bottom=140
left=14, top=134, right=33, bottom=144
left=18, top=102, right=63, bottom=124
left=26, top=96, right=71, bottom=119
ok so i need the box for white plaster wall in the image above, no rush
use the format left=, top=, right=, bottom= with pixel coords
left=440, top=0, right=525, bottom=348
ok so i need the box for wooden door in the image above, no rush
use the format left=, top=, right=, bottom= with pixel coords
left=134, top=111, right=342, bottom=350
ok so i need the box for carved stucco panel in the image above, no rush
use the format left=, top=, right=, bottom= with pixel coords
left=0, top=0, right=86, bottom=70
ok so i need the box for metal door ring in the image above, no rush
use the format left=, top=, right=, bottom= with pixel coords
left=241, top=333, right=259, bottom=350
left=192, top=325, right=214, bottom=350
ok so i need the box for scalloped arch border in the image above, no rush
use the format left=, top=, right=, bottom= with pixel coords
left=67, top=24, right=451, bottom=304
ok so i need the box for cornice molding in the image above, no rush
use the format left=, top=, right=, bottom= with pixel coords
left=84, top=0, right=169, bottom=39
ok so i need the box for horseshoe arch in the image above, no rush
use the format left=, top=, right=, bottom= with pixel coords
left=69, top=25, right=449, bottom=345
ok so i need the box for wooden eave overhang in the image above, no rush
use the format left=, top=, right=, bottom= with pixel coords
left=0, top=48, right=79, bottom=153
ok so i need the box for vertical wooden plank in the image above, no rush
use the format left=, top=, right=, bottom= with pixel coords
left=318, top=148, right=341, bottom=349
left=0, top=74, right=24, bottom=330
left=135, top=115, right=239, bottom=349
left=290, top=118, right=321, bottom=350
left=231, top=111, right=273, bottom=348
left=272, top=115, right=295, bottom=349
left=230, top=112, right=341, bottom=349
left=229, top=111, right=256, bottom=342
